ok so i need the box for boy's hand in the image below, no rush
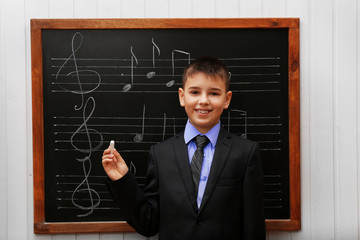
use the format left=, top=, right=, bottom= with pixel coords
left=102, top=147, right=129, bottom=181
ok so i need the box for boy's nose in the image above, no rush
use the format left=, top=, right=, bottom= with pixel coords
left=199, top=93, right=209, bottom=104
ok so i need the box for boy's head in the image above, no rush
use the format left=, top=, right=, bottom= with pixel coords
left=182, top=56, right=231, bottom=92
left=179, top=57, right=232, bottom=134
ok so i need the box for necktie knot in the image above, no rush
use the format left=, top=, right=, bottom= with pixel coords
left=195, top=135, right=209, bottom=150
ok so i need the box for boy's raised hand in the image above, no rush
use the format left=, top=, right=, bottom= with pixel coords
left=102, top=147, right=129, bottom=181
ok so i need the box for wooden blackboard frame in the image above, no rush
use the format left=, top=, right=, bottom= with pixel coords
left=31, top=18, right=300, bottom=233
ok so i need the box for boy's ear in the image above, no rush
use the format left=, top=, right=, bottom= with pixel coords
left=223, top=91, right=232, bottom=109
left=178, top=88, right=185, bottom=107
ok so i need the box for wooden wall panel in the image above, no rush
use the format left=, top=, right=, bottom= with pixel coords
left=333, top=0, right=359, bottom=239
left=98, top=0, right=121, bottom=18
left=122, top=0, right=145, bottom=18
left=215, top=0, right=238, bottom=17
left=49, top=0, right=74, bottom=18
left=168, top=0, right=191, bottom=18
left=0, top=0, right=8, bottom=238
left=145, top=0, right=169, bottom=18
left=193, top=0, right=216, bottom=17
left=358, top=0, right=360, bottom=237
left=74, top=0, right=98, bottom=18
left=309, top=0, right=335, bottom=239
left=263, top=0, right=286, bottom=17
left=238, top=0, right=262, bottom=17
left=4, top=0, right=28, bottom=238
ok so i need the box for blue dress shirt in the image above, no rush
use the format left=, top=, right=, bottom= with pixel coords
left=184, top=120, right=220, bottom=208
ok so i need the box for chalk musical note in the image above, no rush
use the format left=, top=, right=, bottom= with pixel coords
left=123, top=46, right=138, bottom=92
left=69, top=97, right=103, bottom=217
left=55, top=32, right=101, bottom=110
left=173, top=118, right=176, bottom=136
left=228, top=109, right=248, bottom=139
left=162, top=113, right=167, bottom=141
left=146, top=38, right=160, bottom=79
left=134, top=104, right=146, bottom=143
left=130, top=161, right=137, bottom=176
left=71, top=158, right=101, bottom=217
left=168, top=50, right=190, bottom=87
left=70, top=97, right=103, bottom=154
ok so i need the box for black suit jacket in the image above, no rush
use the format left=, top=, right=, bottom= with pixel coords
left=107, top=127, right=266, bottom=240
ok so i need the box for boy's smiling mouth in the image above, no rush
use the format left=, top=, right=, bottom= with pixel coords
left=196, top=109, right=211, bottom=114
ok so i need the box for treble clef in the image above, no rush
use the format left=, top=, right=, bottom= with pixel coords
left=55, top=32, right=101, bottom=110
left=70, top=96, right=103, bottom=217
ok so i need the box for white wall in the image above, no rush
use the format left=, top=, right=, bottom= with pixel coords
left=0, top=0, right=359, bottom=239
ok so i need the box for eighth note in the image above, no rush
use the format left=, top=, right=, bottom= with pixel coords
left=162, top=113, right=167, bottom=141
left=134, top=104, right=146, bottom=143
left=123, top=46, right=138, bottom=92
left=168, top=50, right=190, bottom=88
left=146, top=38, right=160, bottom=79
left=130, top=161, right=137, bottom=176
left=228, top=109, right=248, bottom=139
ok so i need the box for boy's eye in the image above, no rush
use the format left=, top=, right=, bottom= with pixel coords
left=190, top=91, right=199, bottom=95
left=210, top=92, right=220, bottom=96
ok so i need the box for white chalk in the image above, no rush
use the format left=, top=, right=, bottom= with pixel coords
left=110, top=140, right=115, bottom=154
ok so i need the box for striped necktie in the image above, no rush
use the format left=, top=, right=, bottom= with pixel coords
left=191, top=135, right=210, bottom=195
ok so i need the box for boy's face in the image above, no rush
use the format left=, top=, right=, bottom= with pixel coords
left=178, top=73, right=232, bottom=134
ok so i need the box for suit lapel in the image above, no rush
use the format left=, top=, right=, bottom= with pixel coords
left=173, top=132, right=198, bottom=212
left=199, top=128, right=232, bottom=213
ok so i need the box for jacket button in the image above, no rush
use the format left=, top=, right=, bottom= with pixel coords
left=197, top=220, right=204, bottom=225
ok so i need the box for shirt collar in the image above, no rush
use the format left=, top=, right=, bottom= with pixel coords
left=184, top=120, right=220, bottom=147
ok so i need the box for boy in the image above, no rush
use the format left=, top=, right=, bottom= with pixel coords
left=102, top=57, right=266, bottom=240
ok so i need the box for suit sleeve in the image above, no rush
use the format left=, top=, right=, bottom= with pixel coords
left=106, top=145, right=159, bottom=237
left=242, top=142, right=266, bottom=240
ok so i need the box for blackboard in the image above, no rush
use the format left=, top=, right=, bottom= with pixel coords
left=32, top=18, right=300, bottom=233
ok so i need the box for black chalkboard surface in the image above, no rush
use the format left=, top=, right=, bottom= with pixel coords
left=32, top=18, right=300, bottom=233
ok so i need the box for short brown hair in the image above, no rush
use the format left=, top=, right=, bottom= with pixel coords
left=182, top=56, right=230, bottom=91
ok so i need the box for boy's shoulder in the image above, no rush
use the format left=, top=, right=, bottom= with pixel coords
left=155, top=131, right=184, bottom=147
left=222, top=129, right=259, bottom=149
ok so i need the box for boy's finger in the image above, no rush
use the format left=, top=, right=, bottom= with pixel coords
left=113, top=149, right=124, bottom=161
left=102, top=158, right=114, bottom=164
left=102, top=152, right=115, bottom=160
left=103, top=147, right=111, bottom=155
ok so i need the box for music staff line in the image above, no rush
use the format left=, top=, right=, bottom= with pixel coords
left=52, top=125, right=282, bottom=135
left=56, top=175, right=146, bottom=181
left=57, top=190, right=109, bottom=194
left=52, top=115, right=280, bottom=120
left=53, top=148, right=282, bottom=153
left=57, top=182, right=106, bottom=187
left=56, top=205, right=283, bottom=210
left=53, top=123, right=282, bottom=128
left=52, top=89, right=281, bottom=94
left=51, top=56, right=281, bottom=61
left=54, top=139, right=282, bottom=145
left=52, top=73, right=280, bottom=79
left=51, top=64, right=280, bottom=70
left=56, top=174, right=279, bottom=178
left=52, top=80, right=280, bottom=85
left=53, top=131, right=282, bottom=137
